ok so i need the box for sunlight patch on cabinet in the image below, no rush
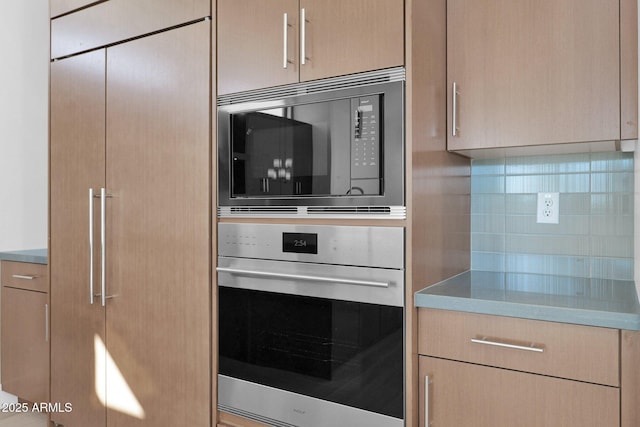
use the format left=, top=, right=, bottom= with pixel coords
left=94, top=334, right=146, bottom=419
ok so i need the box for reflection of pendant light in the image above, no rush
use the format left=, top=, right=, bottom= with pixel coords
left=266, top=157, right=294, bottom=182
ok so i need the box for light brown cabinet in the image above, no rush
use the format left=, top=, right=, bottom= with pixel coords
left=418, top=308, right=627, bottom=427
left=0, top=261, right=49, bottom=404
left=49, top=19, right=211, bottom=427
left=217, top=0, right=404, bottom=94
left=447, top=0, right=638, bottom=153
left=51, top=0, right=211, bottom=59
left=50, top=0, right=100, bottom=18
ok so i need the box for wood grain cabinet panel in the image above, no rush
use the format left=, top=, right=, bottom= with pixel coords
left=217, top=0, right=299, bottom=95
left=447, top=0, right=624, bottom=151
left=50, top=0, right=101, bottom=18
left=51, top=0, right=211, bottom=58
left=50, top=20, right=211, bottom=427
left=1, top=287, right=49, bottom=404
left=0, top=261, right=49, bottom=405
left=418, top=356, right=620, bottom=427
left=1, top=261, right=47, bottom=293
left=418, top=308, right=619, bottom=386
left=217, top=0, right=404, bottom=94
left=418, top=308, right=627, bottom=427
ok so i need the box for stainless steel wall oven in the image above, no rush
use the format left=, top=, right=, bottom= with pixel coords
left=217, top=68, right=405, bottom=219
left=217, top=223, right=405, bottom=427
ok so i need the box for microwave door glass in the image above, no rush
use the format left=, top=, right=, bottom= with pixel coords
left=230, top=97, right=383, bottom=199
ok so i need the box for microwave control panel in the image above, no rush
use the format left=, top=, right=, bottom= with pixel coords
left=351, top=95, right=381, bottom=191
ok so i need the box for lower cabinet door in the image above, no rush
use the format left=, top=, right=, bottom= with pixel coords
left=1, top=287, right=49, bottom=404
left=419, top=356, right=619, bottom=427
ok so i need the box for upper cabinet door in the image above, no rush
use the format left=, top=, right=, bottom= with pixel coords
left=447, top=0, right=621, bottom=151
left=218, top=0, right=299, bottom=94
left=217, top=0, right=404, bottom=95
left=298, top=0, right=404, bottom=82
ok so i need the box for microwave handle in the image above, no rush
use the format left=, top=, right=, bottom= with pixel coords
left=217, top=266, right=390, bottom=288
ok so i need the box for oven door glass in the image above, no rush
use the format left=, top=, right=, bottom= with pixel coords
left=218, top=286, right=404, bottom=419
left=229, top=96, right=383, bottom=199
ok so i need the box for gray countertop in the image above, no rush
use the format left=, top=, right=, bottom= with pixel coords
left=0, top=249, right=48, bottom=265
left=415, top=270, right=640, bottom=331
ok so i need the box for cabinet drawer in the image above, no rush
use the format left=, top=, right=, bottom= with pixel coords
left=1, top=261, right=48, bottom=293
left=418, top=308, right=619, bottom=387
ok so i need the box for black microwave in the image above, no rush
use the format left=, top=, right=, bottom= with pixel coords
left=217, top=68, right=405, bottom=219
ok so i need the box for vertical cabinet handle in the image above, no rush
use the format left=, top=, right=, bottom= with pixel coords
left=300, top=8, right=307, bottom=65
left=452, top=82, right=459, bottom=137
left=45, top=303, right=49, bottom=342
left=283, top=13, right=289, bottom=68
left=89, top=188, right=95, bottom=304
left=424, top=375, right=431, bottom=427
left=100, top=188, right=107, bottom=307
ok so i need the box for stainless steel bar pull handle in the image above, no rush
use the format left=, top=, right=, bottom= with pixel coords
left=100, top=188, right=108, bottom=307
left=300, top=8, right=307, bottom=65
left=452, top=82, right=459, bottom=137
left=283, top=13, right=288, bottom=68
left=45, top=303, right=49, bottom=342
left=12, top=274, right=36, bottom=280
left=471, top=337, right=544, bottom=353
left=217, top=266, right=390, bottom=288
left=424, top=375, right=431, bottom=427
left=89, top=188, right=95, bottom=304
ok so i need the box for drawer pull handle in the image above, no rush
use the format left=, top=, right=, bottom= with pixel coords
left=471, top=337, right=544, bottom=353
left=11, top=274, right=36, bottom=280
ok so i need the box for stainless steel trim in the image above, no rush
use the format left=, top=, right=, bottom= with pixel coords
left=452, top=82, right=459, bottom=137
left=300, top=8, right=306, bottom=65
left=283, top=13, right=288, bottom=69
left=218, top=223, right=405, bottom=269
left=89, top=188, right=95, bottom=304
left=218, top=375, right=404, bottom=427
left=217, top=267, right=390, bottom=288
left=45, top=303, right=49, bottom=342
left=11, top=274, right=36, bottom=280
left=217, top=205, right=407, bottom=219
left=217, top=67, right=405, bottom=105
left=100, top=188, right=107, bottom=307
left=424, top=375, right=430, bottom=427
left=471, top=337, right=544, bottom=353
left=217, top=258, right=404, bottom=307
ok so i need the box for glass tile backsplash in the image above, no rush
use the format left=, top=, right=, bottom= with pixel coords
left=471, top=152, right=634, bottom=280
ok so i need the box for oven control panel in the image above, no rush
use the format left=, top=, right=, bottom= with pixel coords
left=218, top=223, right=404, bottom=270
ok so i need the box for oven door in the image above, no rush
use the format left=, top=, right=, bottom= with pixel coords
left=217, top=256, right=405, bottom=427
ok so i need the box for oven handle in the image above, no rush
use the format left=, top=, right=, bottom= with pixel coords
left=216, top=267, right=390, bottom=288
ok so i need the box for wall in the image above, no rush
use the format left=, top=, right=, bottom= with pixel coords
left=472, top=152, right=634, bottom=281
left=0, top=1, right=49, bottom=251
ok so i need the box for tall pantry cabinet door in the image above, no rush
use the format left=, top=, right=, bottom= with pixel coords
left=447, top=0, right=620, bottom=150
left=50, top=50, right=107, bottom=427
left=218, top=0, right=299, bottom=94
left=104, top=20, right=210, bottom=427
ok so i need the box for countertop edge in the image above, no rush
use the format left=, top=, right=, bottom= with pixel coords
left=415, top=271, right=640, bottom=331
left=0, top=249, right=48, bottom=265
left=415, top=292, right=640, bottom=331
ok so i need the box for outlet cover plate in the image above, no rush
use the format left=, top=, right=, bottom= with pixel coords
left=537, top=192, right=559, bottom=224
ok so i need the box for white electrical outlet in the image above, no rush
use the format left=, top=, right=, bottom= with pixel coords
left=536, top=192, right=559, bottom=224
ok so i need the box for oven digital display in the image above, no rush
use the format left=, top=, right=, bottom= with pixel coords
left=282, top=233, right=318, bottom=254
